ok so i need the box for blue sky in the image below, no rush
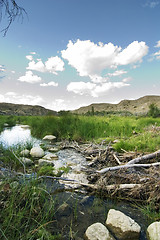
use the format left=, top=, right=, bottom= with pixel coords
left=0, top=0, right=160, bottom=111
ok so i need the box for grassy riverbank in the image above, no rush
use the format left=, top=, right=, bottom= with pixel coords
left=16, top=114, right=160, bottom=153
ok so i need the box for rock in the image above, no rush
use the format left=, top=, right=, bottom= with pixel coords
left=84, top=222, right=115, bottom=240
left=30, top=147, right=45, bottom=158
left=57, top=202, right=71, bottom=216
left=20, top=149, right=30, bottom=157
left=147, top=222, right=160, bottom=240
left=43, top=135, right=56, bottom=141
left=21, top=158, right=33, bottom=166
left=38, top=159, right=54, bottom=167
left=106, top=209, right=141, bottom=240
left=48, top=147, right=59, bottom=152
left=43, top=153, right=58, bottom=160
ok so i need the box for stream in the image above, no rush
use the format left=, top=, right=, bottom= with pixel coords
left=0, top=125, right=150, bottom=239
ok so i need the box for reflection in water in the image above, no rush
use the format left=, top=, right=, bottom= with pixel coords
left=0, top=125, right=39, bottom=147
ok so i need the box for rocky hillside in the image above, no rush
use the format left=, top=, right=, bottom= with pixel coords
left=0, top=103, right=57, bottom=116
left=72, top=95, right=160, bottom=115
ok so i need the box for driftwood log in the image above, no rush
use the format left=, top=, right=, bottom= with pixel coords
left=96, top=162, right=160, bottom=174
left=126, top=150, right=160, bottom=165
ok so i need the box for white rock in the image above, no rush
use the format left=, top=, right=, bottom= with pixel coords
left=84, top=222, right=115, bottom=240
left=43, top=135, right=56, bottom=141
left=20, top=149, right=30, bottom=157
left=48, top=147, right=59, bottom=152
left=147, top=222, right=160, bottom=240
left=21, top=158, right=33, bottom=166
left=106, top=209, right=141, bottom=240
left=43, top=153, right=58, bottom=160
left=30, top=147, right=45, bottom=158
left=38, top=159, right=54, bottom=167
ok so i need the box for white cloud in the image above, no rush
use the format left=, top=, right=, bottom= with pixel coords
left=145, top=1, right=159, bottom=8
left=30, top=52, right=36, bottom=55
left=45, top=99, right=68, bottom=111
left=27, top=59, right=45, bottom=72
left=0, top=65, right=5, bottom=72
left=122, top=77, right=132, bottom=83
left=18, top=71, right=42, bottom=83
left=155, top=40, right=160, bottom=48
left=26, top=55, right=65, bottom=75
left=45, top=56, right=65, bottom=74
left=154, top=51, right=160, bottom=59
left=67, top=81, right=96, bottom=96
left=0, top=92, right=44, bottom=106
left=40, top=81, right=58, bottom=87
left=115, top=41, right=148, bottom=65
left=5, top=92, right=17, bottom=96
left=61, top=39, right=148, bottom=82
left=67, top=80, right=129, bottom=97
left=26, top=55, right=33, bottom=61
left=108, top=70, right=127, bottom=77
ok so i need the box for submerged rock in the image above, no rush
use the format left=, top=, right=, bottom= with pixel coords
left=38, top=159, right=54, bottom=167
left=147, top=222, right=160, bottom=240
left=84, top=222, right=115, bottom=240
left=30, top=147, right=44, bottom=158
left=106, top=209, right=141, bottom=240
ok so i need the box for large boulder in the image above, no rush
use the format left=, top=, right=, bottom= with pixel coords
left=42, top=135, right=56, bottom=141
left=84, top=222, right=115, bottom=240
left=106, top=209, right=141, bottom=240
left=30, top=147, right=45, bottom=158
left=147, top=222, right=160, bottom=240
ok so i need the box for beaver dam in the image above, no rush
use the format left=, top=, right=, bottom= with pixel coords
left=0, top=125, right=160, bottom=240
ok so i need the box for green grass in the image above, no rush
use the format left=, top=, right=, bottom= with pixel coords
left=1, top=114, right=160, bottom=152
left=0, top=179, right=59, bottom=240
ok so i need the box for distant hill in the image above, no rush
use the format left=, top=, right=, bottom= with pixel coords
left=72, top=95, right=160, bottom=115
left=0, top=103, right=57, bottom=116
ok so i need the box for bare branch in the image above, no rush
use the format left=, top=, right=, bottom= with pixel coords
left=0, top=0, right=27, bottom=36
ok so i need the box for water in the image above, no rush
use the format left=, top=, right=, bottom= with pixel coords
left=0, top=124, right=40, bottom=147
left=0, top=125, right=149, bottom=239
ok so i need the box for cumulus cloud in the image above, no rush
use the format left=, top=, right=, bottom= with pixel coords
left=62, top=39, right=147, bottom=97
left=26, top=55, right=65, bottom=75
left=115, top=41, right=148, bottom=65
left=67, top=81, right=129, bottom=97
left=61, top=40, right=148, bottom=81
left=40, top=81, right=58, bottom=87
left=18, top=71, right=42, bottom=83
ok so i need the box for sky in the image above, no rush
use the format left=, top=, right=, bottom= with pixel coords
left=0, top=0, right=160, bottom=111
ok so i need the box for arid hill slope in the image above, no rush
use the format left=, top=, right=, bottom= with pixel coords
left=72, top=95, right=160, bottom=115
left=0, top=103, right=57, bottom=116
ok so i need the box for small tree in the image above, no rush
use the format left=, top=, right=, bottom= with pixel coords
left=148, top=103, right=160, bottom=118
